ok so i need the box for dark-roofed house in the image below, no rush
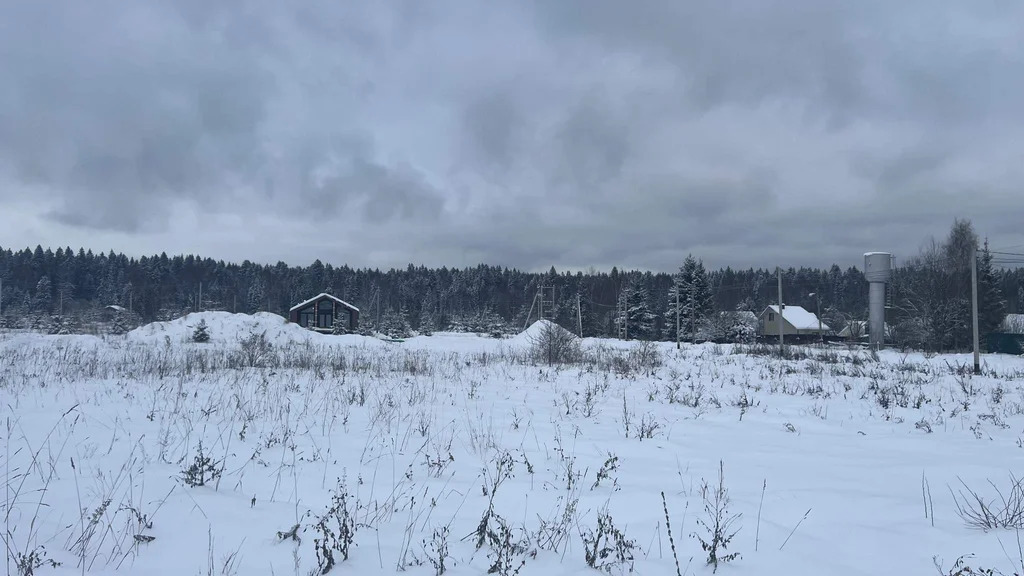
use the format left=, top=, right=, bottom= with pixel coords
left=289, top=293, right=359, bottom=333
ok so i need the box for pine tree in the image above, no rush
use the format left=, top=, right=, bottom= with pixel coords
left=664, top=256, right=714, bottom=341
left=192, top=319, right=211, bottom=343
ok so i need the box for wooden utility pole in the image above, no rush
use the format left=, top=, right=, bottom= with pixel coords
left=675, top=282, right=680, bottom=350
left=577, top=293, right=583, bottom=337
left=690, top=286, right=696, bottom=345
left=777, top=267, right=785, bottom=355
left=971, top=244, right=981, bottom=374
left=523, top=292, right=538, bottom=330
left=620, top=287, right=629, bottom=341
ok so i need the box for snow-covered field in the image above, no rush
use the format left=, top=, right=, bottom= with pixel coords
left=3, top=312, right=1024, bottom=575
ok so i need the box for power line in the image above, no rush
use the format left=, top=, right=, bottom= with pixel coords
left=989, top=243, right=1024, bottom=252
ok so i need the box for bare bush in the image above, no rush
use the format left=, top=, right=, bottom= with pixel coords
left=581, top=508, right=637, bottom=574
left=232, top=330, right=277, bottom=368
left=528, top=321, right=582, bottom=366
left=692, top=461, right=741, bottom=572
left=950, top=474, right=1024, bottom=530
left=627, top=340, right=662, bottom=373
left=934, top=553, right=1022, bottom=576
left=309, top=476, right=358, bottom=573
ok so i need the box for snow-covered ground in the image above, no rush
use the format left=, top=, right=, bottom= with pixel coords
left=3, top=313, right=1024, bottom=575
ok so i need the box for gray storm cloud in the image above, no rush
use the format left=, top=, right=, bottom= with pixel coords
left=1, top=0, right=1023, bottom=270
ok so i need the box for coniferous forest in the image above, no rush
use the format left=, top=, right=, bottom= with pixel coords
left=1, top=219, right=1020, bottom=351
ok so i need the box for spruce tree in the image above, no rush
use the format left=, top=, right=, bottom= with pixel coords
left=418, top=307, right=438, bottom=335
left=664, top=255, right=714, bottom=341
left=378, top=307, right=411, bottom=339
left=247, top=277, right=266, bottom=314
left=192, top=319, right=211, bottom=343
left=331, top=318, right=348, bottom=335
left=978, top=239, right=1006, bottom=338
left=34, top=275, right=53, bottom=314
left=616, top=278, right=655, bottom=340
left=111, top=311, right=130, bottom=335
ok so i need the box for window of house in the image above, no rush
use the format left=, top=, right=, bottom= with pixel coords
left=298, top=306, right=316, bottom=327
left=318, top=300, right=334, bottom=328
left=769, top=313, right=775, bottom=321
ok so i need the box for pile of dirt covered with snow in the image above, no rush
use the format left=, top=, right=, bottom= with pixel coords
left=506, top=319, right=576, bottom=348
left=127, top=311, right=323, bottom=346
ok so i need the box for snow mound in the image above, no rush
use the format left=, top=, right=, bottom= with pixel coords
left=508, top=319, right=575, bottom=347
left=127, top=311, right=321, bottom=346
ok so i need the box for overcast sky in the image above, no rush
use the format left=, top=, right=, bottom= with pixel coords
left=2, top=0, right=1023, bottom=272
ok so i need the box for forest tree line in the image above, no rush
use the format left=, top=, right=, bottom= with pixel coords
left=0, top=219, right=1019, bottom=351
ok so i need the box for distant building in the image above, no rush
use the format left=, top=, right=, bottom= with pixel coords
left=988, top=313, right=1024, bottom=354
left=999, top=314, right=1024, bottom=335
left=288, top=293, right=359, bottom=333
left=758, top=305, right=830, bottom=337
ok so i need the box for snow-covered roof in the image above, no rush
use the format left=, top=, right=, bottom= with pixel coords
left=763, top=305, right=831, bottom=331
left=1001, top=314, right=1024, bottom=335
left=289, top=293, right=360, bottom=313
left=105, top=305, right=126, bottom=312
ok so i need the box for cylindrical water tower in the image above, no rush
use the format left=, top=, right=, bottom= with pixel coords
left=864, top=252, right=893, bottom=350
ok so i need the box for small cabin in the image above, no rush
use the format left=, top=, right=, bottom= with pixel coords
left=289, top=293, right=359, bottom=333
left=758, top=305, right=830, bottom=337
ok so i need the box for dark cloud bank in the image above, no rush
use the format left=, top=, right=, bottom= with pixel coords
left=2, top=0, right=1023, bottom=271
